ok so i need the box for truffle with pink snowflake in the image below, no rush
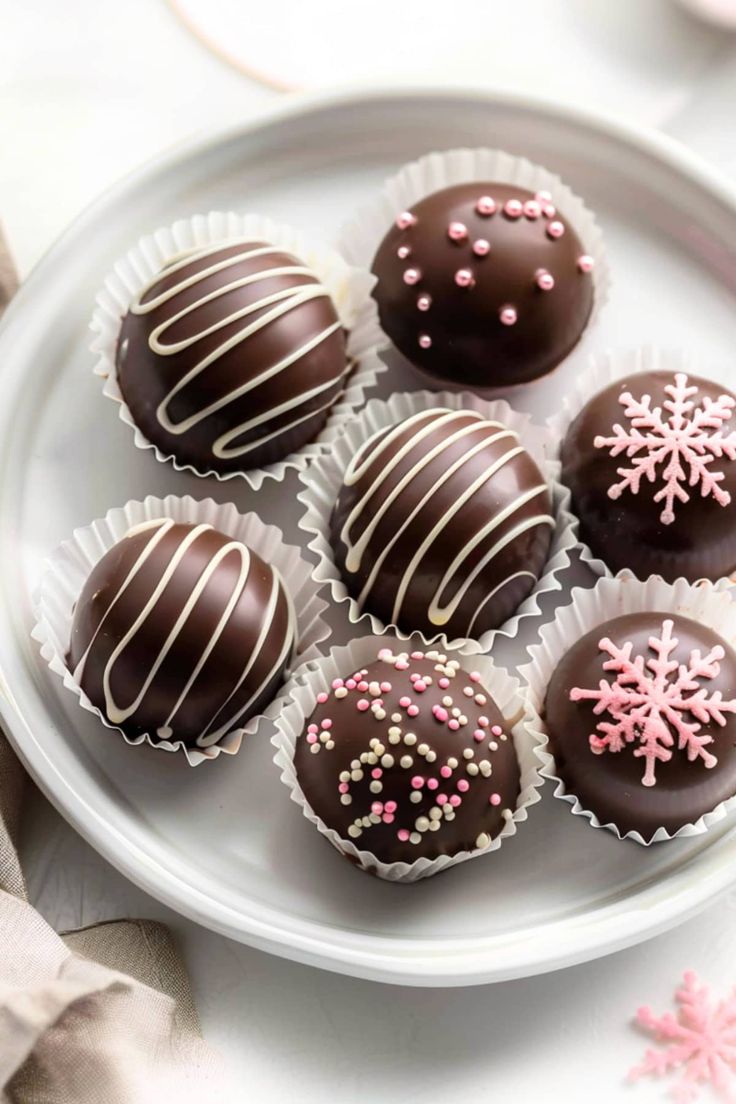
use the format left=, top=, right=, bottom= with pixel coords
left=570, top=618, right=736, bottom=788
left=630, top=971, right=736, bottom=1103
left=593, top=372, right=736, bottom=525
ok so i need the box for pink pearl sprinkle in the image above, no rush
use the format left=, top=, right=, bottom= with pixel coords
left=523, top=199, right=542, bottom=219
left=476, top=195, right=496, bottom=216
left=395, top=659, right=409, bottom=670
left=536, top=189, right=552, bottom=203
left=403, top=267, right=421, bottom=286
left=332, top=678, right=344, bottom=689
left=577, top=254, right=594, bottom=273
left=357, top=681, right=368, bottom=692
left=411, top=651, right=423, bottom=660
left=490, top=793, right=502, bottom=806
left=399, top=696, right=411, bottom=708
left=455, top=268, right=475, bottom=288
left=371, top=802, right=384, bottom=815
left=371, top=768, right=382, bottom=779
left=346, top=679, right=356, bottom=690
left=447, top=221, right=468, bottom=242
left=411, top=776, right=425, bottom=789
left=470, top=672, right=481, bottom=683
left=320, top=721, right=331, bottom=732
left=398, top=828, right=410, bottom=842
left=307, top=723, right=318, bottom=734
left=449, top=795, right=462, bottom=808
left=457, top=779, right=470, bottom=793
left=438, top=677, right=450, bottom=689
left=383, top=814, right=395, bottom=825
left=473, top=730, right=485, bottom=743
left=307, top=733, right=317, bottom=744
left=499, top=305, right=517, bottom=326
left=418, top=333, right=432, bottom=349
left=384, top=800, right=397, bottom=814
left=417, top=294, right=431, bottom=311
left=504, top=198, right=523, bottom=218
left=543, top=204, right=556, bottom=219
left=448, top=719, right=460, bottom=731
left=547, top=220, right=565, bottom=240
left=338, top=782, right=349, bottom=793
left=397, top=244, right=411, bottom=259
left=479, top=716, right=489, bottom=728
left=427, top=777, right=439, bottom=791
left=380, top=682, right=392, bottom=693
left=535, top=268, right=555, bottom=291
left=414, top=680, right=427, bottom=693
left=437, top=794, right=448, bottom=807
left=491, top=724, right=503, bottom=736
left=440, top=765, right=452, bottom=779
left=472, top=238, right=490, bottom=257
left=356, top=699, right=369, bottom=712
left=396, top=211, right=416, bottom=230
left=433, top=708, right=449, bottom=723
left=408, top=705, right=419, bottom=717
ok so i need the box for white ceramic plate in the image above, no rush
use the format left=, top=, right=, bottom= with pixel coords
left=2, top=87, right=736, bottom=987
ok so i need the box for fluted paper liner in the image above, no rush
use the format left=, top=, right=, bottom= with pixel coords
left=32, top=494, right=331, bottom=766
left=297, top=388, right=575, bottom=654
left=518, top=574, right=736, bottom=844
left=90, top=211, right=385, bottom=487
left=338, top=146, right=610, bottom=395
left=271, top=635, right=546, bottom=882
left=547, top=346, right=736, bottom=579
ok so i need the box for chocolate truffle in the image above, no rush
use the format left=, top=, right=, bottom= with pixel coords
left=371, top=182, right=594, bottom=388
left=330, top=407, right=555, bottom=639
left=561, top=371, right=736, bottom=581
left=544, top=612, right=736, bottom=839
left=68, top=519, right=295, bottom=747
left=116, top=240, right=348, bottom=474
left=294, top=647, right=521, bottom=866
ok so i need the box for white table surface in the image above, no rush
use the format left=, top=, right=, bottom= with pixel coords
left=3, top=1, right=736, bottom=1100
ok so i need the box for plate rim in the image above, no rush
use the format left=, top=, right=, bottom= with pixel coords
left=3, top=83, right=736, bottom=986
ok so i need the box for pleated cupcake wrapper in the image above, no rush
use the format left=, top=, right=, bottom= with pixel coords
left=337, top=146, right=610, bottom=396
left=90, top=211, right=386, bottom=488
left=518, top=574, right=736, bottom=845
left=32, top=494, right=331, bottom=767
left=271, top=634, right=546, bottom=882
left=297, top=388, right=576, bottom=654
left=547, top=345, right=736, bottom=580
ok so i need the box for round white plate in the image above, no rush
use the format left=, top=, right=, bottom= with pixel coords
left=2, top=87, right=736, bottom=987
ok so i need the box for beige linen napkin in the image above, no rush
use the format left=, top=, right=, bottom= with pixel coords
left=0, top=227, right=226, bottom=1104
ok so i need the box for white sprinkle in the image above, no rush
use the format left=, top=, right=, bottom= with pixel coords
left=335, top=687, right=348, bottom=699
left=325, top=740, right=335, bottom=750
left=351, top=769, right=363, bottom=782
left=429, top=806, right=442, bottom=820
left=361, top=816, right=372, bottom=828
left=503, top=808, right=513, bottom=820
left=367, top=752, right=378, bottom=765
left=425, top=750, right=437, bottom=763
left=428, top=820, right=441, bottom=832
left=448, top=757, right=459, bottom=769
left=442, top=696, right=453, bottom=707
left=417, top=743, right=429, bottom=756
left=339, top=770, right=350, bottom=783
left=373, top=709, right=386, bottom=721
left=391, top=713, right=402, bottom=723
left=489, top=741, right=499, bottom=752
left=443, top=803, right=453, bottom=815
left=463, top=748, right=474, bottom=760
left=479, top=760, right=492, bottom=777
left=369, top=813, right=381, bottom=825
left=310, top=744, right=320, bottom=755
left=445, top=811, right=455, bottom=822
left=463, top=687, right=474, bottom=698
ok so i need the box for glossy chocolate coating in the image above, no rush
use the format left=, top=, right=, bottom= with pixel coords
left=294, top=650, right=521, bottom=867
left=330, top=408, right=555, bottom=639
left=371, top=183, right=594, bottom=388
left=544, top=613, right=736, bottom=839
left=117, top=241, right=348, bottom=474
left=68, top=520, right=295, bottom=747
left=561, top=371, right=736, bottom=581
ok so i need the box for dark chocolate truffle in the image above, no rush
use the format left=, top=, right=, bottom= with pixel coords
left=371, top=183, right=594, bottom=388
left=68, top=518, right=295, bottom=747
left=544, top=612, right=736, bottom=839
left=117, top=240, right=348, bottom=474
left=561, top=371, right=736, bottom=581
left=294, top=647, right=521, bottom=866
left=330, top=407, right=555, bottom=639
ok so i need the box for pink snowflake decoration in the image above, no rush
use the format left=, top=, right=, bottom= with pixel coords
left=594, top=372, right=736, bottom=524
left=630, top=971, right=736, bottom=1103
left=569, top=619, right=735, bottom=788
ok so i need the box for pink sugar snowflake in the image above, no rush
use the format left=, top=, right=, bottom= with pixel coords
left=594, top=372, right=736, bottom=524
left=569, top=619, right=735, bottom=788
left=630, top=971, right=736, bottom=1103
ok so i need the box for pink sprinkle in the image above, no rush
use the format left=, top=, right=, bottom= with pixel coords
left=440, top=765, right=452, bottom=779
left=504, top=199, right=523, bottom=218
left=414, top=680, right=427, bottom=693
left=437, top=794, right=448, bottom=807
left=448, top=719, right=460, bottom=731
left=395, top=659, right=409, bottom=670
left=403, top=267, right=421, bottom=285
left=535, top=268, right=555, bottom=291
left=577, top=254, right=595, bottom=273
left=356, top=699, right=369, bottom=712
left=433, top=706, right=449, bottom=723
left=472, top=238, right=490, bottom=257
left=408, top=705, right=420, bottom=717
left=490, top=793, right=501, bottom=806
left=447, top=221, right=468, bottom=242
left=417, top=294, right=431, bottom=311
left=357, top=681, right=368, bottom=692
left=410, top=672, right=419, bottom=681
left=398, top=828, right=410, bottom=841
left=307, top=723, right=318, bottom=734
left=332, top=678, right=344, bottom=689
left=449, top=795, right=462, bottom=808
left=346, top=679, right=356, bottom=690
left=371, top=802, right=384, bottom=815
left=396, top=211, right=416, bottom=230
left=397, top=244, right=411, bottom=259
left=338, top=782, right=349, bottom=793
left=380, top=682, right=392, bottom=693
left=535, top=190, right=552, bottom=203
left=411, top=652, right=423, bottom=660
left=457, top=779, right=470, bottom=793
left=479, top=716, right=489, bottom=728
left=383, top=814, right=395, bottom=825
left=473, top=730, right=485, bottom=742
left=411, top=776, right=425, bottom=789
left=499, top=305, right=517, bottom=326
left=426, top=777, right=439, bottom=791
left=455, top=267, right=475, bottom=288
left=307, top=733, right=317, bottom=744
left=543, top=204, right=557, bottom=219
left=491, top=724, right=503, bottom=736
left=399, top=696, right=411, bottom=708
left=523, top=199, right=541, bottom=219
left=547, top=220, right=565, bottom=239
left=384, top=800, right=397, bottom=814
left=371, top=768, right=382, bottom=779
left=476, top=195, right=496, bottom=216
left=470, top=672, right=481, bottom=683
left=321, top=718, right=332, bottom=730
left=418, top=333, right=432, bottom=349
left=438, top=677, right=450, bottom=689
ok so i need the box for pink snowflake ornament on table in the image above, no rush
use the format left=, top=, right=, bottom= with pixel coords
left=570, top=619, right=736, bottom=788
left=594, top=372, right=736, bottom=524
left=630, top=971, right=736, bottom=1103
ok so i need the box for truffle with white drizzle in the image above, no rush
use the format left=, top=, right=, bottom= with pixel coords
left=68, top=519, right=295, bottom=748
left=116, top=240, right=348, bottom=474
left=330, top=407, right=555, bottom=639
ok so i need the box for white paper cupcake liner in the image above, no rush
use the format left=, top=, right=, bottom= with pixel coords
left=337, top=146, right=610, bottom=395
left=297, top=388, right=575, bottom=654
left=90, top=211, right=386, bottom=488
left=518, top=574, right=736, bottom=844
left=32, top=494, right=331, bottom=766
left=271, top=634, right=546, bottom=882
left=547, top=345, right=736, bottom=579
